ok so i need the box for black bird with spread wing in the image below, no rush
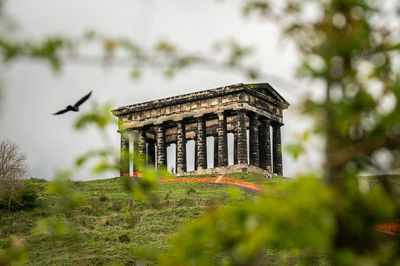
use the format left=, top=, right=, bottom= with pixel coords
left=53, top=91, right=92, bottom=115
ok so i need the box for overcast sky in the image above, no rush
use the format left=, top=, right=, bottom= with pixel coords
left=0, top=0, right=324, bottom=180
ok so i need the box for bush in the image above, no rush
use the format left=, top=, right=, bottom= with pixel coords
left=186, top=187, right=196, bottom=195
left=117, top=233, right=130, bottom=243
left=17, top=182, right=39, bottom=209
left=98, top=190, right=108, bottom=202
left=108, top=200, right=123, bottom=211
left=0, top=181, right=39, bottom=211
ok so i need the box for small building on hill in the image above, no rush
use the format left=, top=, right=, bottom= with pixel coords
left=112, top=83, right=289, bottom=176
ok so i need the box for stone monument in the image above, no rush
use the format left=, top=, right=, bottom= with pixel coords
left=112, top=83, right=289, bottom=176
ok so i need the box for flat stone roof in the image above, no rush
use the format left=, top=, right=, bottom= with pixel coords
left=112, top=83, right=289, bottom=116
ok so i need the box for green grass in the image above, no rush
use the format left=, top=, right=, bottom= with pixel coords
left=2, top=174, right=397, bottom=265
left=223, top=172, right=289, bottom=185
left=0, top=177, right=256, bottom=265
left=175, top=171, right=289, bottom=185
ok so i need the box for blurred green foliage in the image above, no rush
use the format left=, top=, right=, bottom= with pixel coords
left=161, top=176, right=398, bottom=265
left=0, top=177, right=254, bottom=265
left=162, top=0, right=400, bottom=264
left=1, top=0, right=400, bottom=264
left=0, top=236, right=27, bottom=266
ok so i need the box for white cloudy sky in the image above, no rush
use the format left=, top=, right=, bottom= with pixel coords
left=0, top=0, right=324, bottom=180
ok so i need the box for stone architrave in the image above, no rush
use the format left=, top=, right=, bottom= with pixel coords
left=272, top=123, right=283, bottom=175
left=176, top=121, right=186, bottom=174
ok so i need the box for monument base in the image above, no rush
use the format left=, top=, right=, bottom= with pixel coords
left=177, top=164, right=271, bottom=176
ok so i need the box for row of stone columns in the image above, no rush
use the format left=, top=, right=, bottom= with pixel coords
left=120, top=110, right=283, bottom=176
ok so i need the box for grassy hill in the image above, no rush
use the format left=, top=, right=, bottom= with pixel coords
left=2, top=174, right=399, bottom=265
left=0, top=174, right=269, bottom=265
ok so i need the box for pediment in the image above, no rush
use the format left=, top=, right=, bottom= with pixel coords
left=244, top=83, right=290, bottom=109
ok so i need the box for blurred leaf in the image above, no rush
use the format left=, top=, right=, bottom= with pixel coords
left=285, top=143, right=304, bottom=159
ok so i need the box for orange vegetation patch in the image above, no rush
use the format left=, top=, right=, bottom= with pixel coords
left=130, top=172, right=262, bottom=192
left=164, top=176, right=263, bottom=192
left=376, top=221, right=400, bottom=236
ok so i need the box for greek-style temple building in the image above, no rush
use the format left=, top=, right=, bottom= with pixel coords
left=112, top=83, right=289, bottom=176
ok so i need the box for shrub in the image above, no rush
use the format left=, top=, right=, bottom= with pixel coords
left=98, top=190, right=108, bottom=202
left=110, top=200, right=123, bottom=211
left=16, top=182, right=39, bottom=209
left=117, top=233, right=130, bottom=243
left=0, top=181, right=38, bottom=211
left=186, top=187, right=196, bottom=195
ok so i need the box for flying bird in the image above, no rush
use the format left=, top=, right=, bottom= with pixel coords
left=53, top=91, right=92, bottom=115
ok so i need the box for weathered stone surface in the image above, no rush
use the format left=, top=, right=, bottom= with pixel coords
left=249, top=113, right=260, bottom=167
left=147, top=141, right=156, bottom=165
left=176, top=121, right=186, bottom=174
left=120, top=132, right=129, bottom=176
left=114, top=83, right=289, bottom=176
left=236, top=110, right=247, bottom=165
left=259, top=120, right=272, bottom=171
left=213, top=137, right=218, bottom=168
left=196, top=116, right=207, bottom=170
left=131, top=131, right=138, bottom=172
left=234, top=131, right=238, bottom=165
left=217, top=112, right=228, bottom=167
left=194, top=139, right=198, bottom=170
left=186, top=163, right=268, bottom=176
left=156, top=124, right=167, bottom=168
left=113, top=83, right=289, bottom=129
left=137, top=128, right=146, bottom=156
left=272, top=123, right=283, bottom=175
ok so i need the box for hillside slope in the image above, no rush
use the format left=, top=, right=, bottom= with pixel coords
left=0, top=176, right=262, bottom=265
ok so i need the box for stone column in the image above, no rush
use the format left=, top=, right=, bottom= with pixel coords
left=217, top=112, right=228, bottom=167
left=176, top=121, right=186, bottom=174
left=131, top=131, right=138, bottom=173
left=249, top=113, right=260, bottom=167
left=236, top=110, right=248, bottom=165
left=156, top=124, right=167, bottom=168
left=147, top=140, right=156, bottom=166
left=120, top=131, right=130, bottom=176
left=194, top=139, right=198, bottom=170
left=196, top=116, right=207, bottom=170
left=259, top=120, right=272, bottom=171
left=234, top=131, right=238, bottom=165
left=213, top=136, right=218, bottom=168
left=137, top=128, right=146, bottom=156
left=272, top=123, right=283, bottom=176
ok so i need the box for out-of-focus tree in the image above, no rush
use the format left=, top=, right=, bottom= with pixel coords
left=1, top=0, right=400, bottom=264
left=0, top=139, right=27, bottom=210
left=161, top=0, right=400, bottom=264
